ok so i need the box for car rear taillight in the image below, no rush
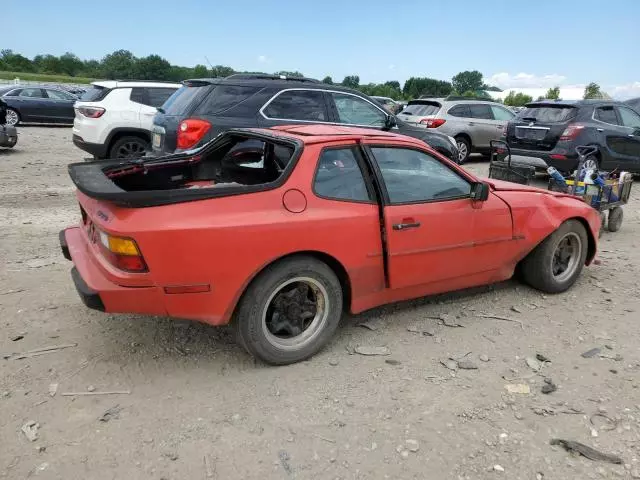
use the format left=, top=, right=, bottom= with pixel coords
left=76, top=106, right=106, bottom=118
left=419, top=118, right=446, bottom=128
left=559, top=123, right=584, bottom=141
left=97, top=230, right=147, bottom=273
left=177, top=119, right=211, bottom=149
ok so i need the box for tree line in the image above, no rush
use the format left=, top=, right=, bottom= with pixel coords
left=1, top=49, right=602, bottom=104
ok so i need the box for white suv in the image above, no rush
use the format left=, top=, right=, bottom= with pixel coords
left=73, top=80, right=180, bottom=159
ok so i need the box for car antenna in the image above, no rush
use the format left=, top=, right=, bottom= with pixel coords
left=204, top=56, right=214, bottom=75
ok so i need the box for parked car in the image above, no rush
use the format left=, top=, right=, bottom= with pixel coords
left=625, top=97, right=640, bottom=113
left=0, top=97, right=18, bottom=149
left=504, top=100, right=640, bottom=173
left=73, top=80, right=181, bottom=159
left=397, top=97, right=516, bottom=163
left=61, top=125, right=600, bottom=365
left=0, top=84, right=77, bottom=125
left=150, top=74, right=459, bottom=162
left=371, top=96, right=401, bottom=114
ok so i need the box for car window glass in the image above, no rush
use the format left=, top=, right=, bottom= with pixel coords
left=595, top=106, right=619, bottom=125
left=195, top=85, right=261, bottom=115
left=618, top=106, right=640, bottom=129
left=314, top=148, right=370, bottom=202
left=331, top=93, right=386, bottom=127
left=402, top=102, right=441, bottom=116
left=263, top=90, right=327, bottom=121
left=448, top=104, right=471, bottom=118
left=19, top=88, right=45, bottom=98
left=5, top=89, right=21, bottom=97
left=491, top=105, right=515, bottom=121
left=372, top=147, right=471, bottom=203
left=45, top=89, right=75, bottom=100
left=147, top=88, right=178, bottom=107
left=468, top=104, right=493, bottom=120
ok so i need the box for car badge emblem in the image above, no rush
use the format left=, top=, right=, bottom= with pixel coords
left=528, top=122, right=534, bottom=127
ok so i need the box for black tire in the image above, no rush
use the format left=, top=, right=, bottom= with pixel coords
left=607, top=207, right=623, bottom=232
left=5, top=108, right=20, bottom=126
left=108, top=136, right=148, bottom=159
left=520, top=220, right=588, bottom=294
left=234, top=256, right=343, bottom=365
left=455, top=136, right=471, bottom=164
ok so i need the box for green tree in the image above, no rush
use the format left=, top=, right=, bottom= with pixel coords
left=134, top=54, right=172, bottom=80
left=342, top=75, right=360, bottom=88
left=462, top=90, right=477, bottom=97
left=0, top=49, right=34, bottom=72
left=210, top=65, right=235, bottom=78
left=583, top=82, right=602, bottom=99
left=193, top=64, right=208, bottom=77
left=33, top=54, right=62, bottom=74
left=81, top=59, right=102, bottom=77
left=452, top=70, right=484, bottom=95
left=101, top=49, right=136, bottom=79
left=545, top=86, right=560, bottom=100
left=384, top=80, right=401, bottom=90
left=322, top=76, right=333, bottom=84
left=402, top=77, right=452, bottom=99
left=503, top=91, right=533, bottom=107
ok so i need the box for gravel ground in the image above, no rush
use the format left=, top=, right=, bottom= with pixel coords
left=1, top=127, right=640, bottom=480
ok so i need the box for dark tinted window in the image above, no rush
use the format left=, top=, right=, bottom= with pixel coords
left=19, top=88, right=45, bottom=98
left=618, top=106, right=640, bottom=129
left=625, top=98, right=640, bottom=113
left=468, top=104, right=493, bottom=119
left=331, top=93, right=386, bottom=127
left=372, top=148, right=471, bottom=204
left=5, top=89, right=21, bottom=97
left=448, top=104, right=471, bottom=118
left=403, top=101, right=441, bottom=116
left=595, top=106, right=619, bottom=125
left=314, top=148, right=370, bottom=202
left=45, top=89, right=76, bottom=100
left=80, top=86, right=110, bottom=102
left=130, top=87, right=178, bottom=107
left=517, top=105, right=577, bottom=122
left=195, top=85, right=261, bottom=115
left=163, top=85, right=208, bottom=115
left=264, top=90, right=327, bottom=121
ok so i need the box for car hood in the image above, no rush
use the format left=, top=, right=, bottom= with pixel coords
left=484, top=178, right=548, bottom=193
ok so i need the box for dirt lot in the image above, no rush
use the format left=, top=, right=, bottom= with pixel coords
left=1, top=127, right=640, bottom=480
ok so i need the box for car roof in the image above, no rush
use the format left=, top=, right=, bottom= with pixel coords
left=525, top=99, right=622, bottom=107
left=250, top=124, right=426, bottom=146
left=182, top=76, right=370, bottom=95
left=91, top=80, right=181, bottom=89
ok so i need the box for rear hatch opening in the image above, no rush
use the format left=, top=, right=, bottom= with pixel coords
left=68, top=131, right=300, bottom=208
left=507, top=103, right=578, bottom=151
left=397, top=100, right=442, bottom=124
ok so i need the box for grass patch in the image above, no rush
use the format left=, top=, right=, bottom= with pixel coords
left=0, top=71, right=94, bottom=84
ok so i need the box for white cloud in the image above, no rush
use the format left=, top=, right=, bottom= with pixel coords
left=608, top=82, right=640, bottom=100
left=487, top=72, right=567, bottom=89
left=258, top=55, right=268, bottom=63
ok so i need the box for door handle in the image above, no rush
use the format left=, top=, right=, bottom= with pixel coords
left=496, top=125, right=503, bottom=129
left=393, top=222, right=421, bottom=231
left=597, top=128, right=604, bottom=132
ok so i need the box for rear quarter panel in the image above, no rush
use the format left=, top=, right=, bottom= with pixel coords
left=493, top=190, right=600, bottom=263
left=83, top=141, right=384, bottom=324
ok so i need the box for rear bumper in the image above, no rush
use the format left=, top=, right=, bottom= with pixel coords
left=60, top=227, right=166, bottom=315
left=73, top=135, right=108, bottom=159
left=509, top=147, right=579, bottom=173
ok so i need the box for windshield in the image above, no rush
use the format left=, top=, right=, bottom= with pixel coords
left=80, top=86, right=109, bottom=102
left=401, top=101, right=441, bottom=116
left=517, top=105, right=577, bottom=123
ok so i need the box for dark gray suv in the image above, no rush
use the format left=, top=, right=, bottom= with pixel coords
left=150, top=75, right=459, bottom=162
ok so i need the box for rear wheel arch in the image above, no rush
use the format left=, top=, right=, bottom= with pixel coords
left=570, top=216, right=597, bottom=264
left=455, top=132, right=472, bottom=147
left=106, top=129, right=150, bottom=153
left=228, top=251, right=352, bottom=323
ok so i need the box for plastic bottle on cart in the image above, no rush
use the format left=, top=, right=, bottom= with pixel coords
left=547, top=167, right=566, bottom=184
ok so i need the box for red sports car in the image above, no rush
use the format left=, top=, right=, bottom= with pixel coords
left=61, top=125, right=601, bottom=365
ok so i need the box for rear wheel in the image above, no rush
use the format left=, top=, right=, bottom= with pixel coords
left=520, top=220, right=588, bottom=293
left=607, top=207, right=623, bottom=232
left=234, top=256, right=343, bottom=365
left=455, top=136, right=470, bottom=164
left=109, top=136, right=148, bottom=159
left=5, top=108, right=19, bottom=126
left=582, top=155, right=599, bottom=171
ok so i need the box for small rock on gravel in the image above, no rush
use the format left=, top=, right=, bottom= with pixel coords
left=526, top=357, right=542, bottom=372
left=441, top=359, right=458, bottom=371
left=479, top=354, right=490, bottom=362
left=355, top=346, right=390, bottom=356
left=328, top=359, right=339, bottom=366
left=385, top=359, right=401, bottom=365
left=493, top=464, right=505, bottom=472
left=406, top=439, right=419, bottom=452
left=505, top=384, right=530, bottom=394
left=582, top=348, right=602, bottom=358
left=87, top=385, right=96, bottom=392
left=511, top=306, right=522, bottom=313
left=21, top=420, right=39, bottom=442
left=458, top=360, right=478, bottom=370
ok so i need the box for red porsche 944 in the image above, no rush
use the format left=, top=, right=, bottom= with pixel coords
left=61, top=125, right=600, bottom=364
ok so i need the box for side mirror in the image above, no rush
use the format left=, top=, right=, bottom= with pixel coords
left=384, top=115, right=397, bottom=130
left=471, top=182, right=489, bottom=201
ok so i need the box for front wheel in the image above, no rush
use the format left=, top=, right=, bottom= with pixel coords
left=455, top=136, right=470, bottom=164
left=5, top=108, right=20, bottom=126
left=520, top=220, right=588, bottom=293
left=234, top=256, right=343, bottom=365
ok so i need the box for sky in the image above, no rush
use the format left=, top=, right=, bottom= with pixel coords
left=6, top=0, right=640, bottom=98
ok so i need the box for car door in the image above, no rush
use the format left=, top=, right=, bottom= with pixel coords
left=326, top=91, right=388, bottom=129
left=366, top=145, right=513, bottom=290
left=259, top=89, right=331, bottom=128
left=467, top=103, right=497, bottom=149
left=14, top=88, right=47, bottom=122
left=616, top=106, right=640, bottom=170
left=43, top=89, right=77, bottom=123
left=594, top=105, right=632, bottom=169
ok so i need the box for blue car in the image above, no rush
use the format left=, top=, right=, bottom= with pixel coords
left=0, top=84, right=77, bottom=126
